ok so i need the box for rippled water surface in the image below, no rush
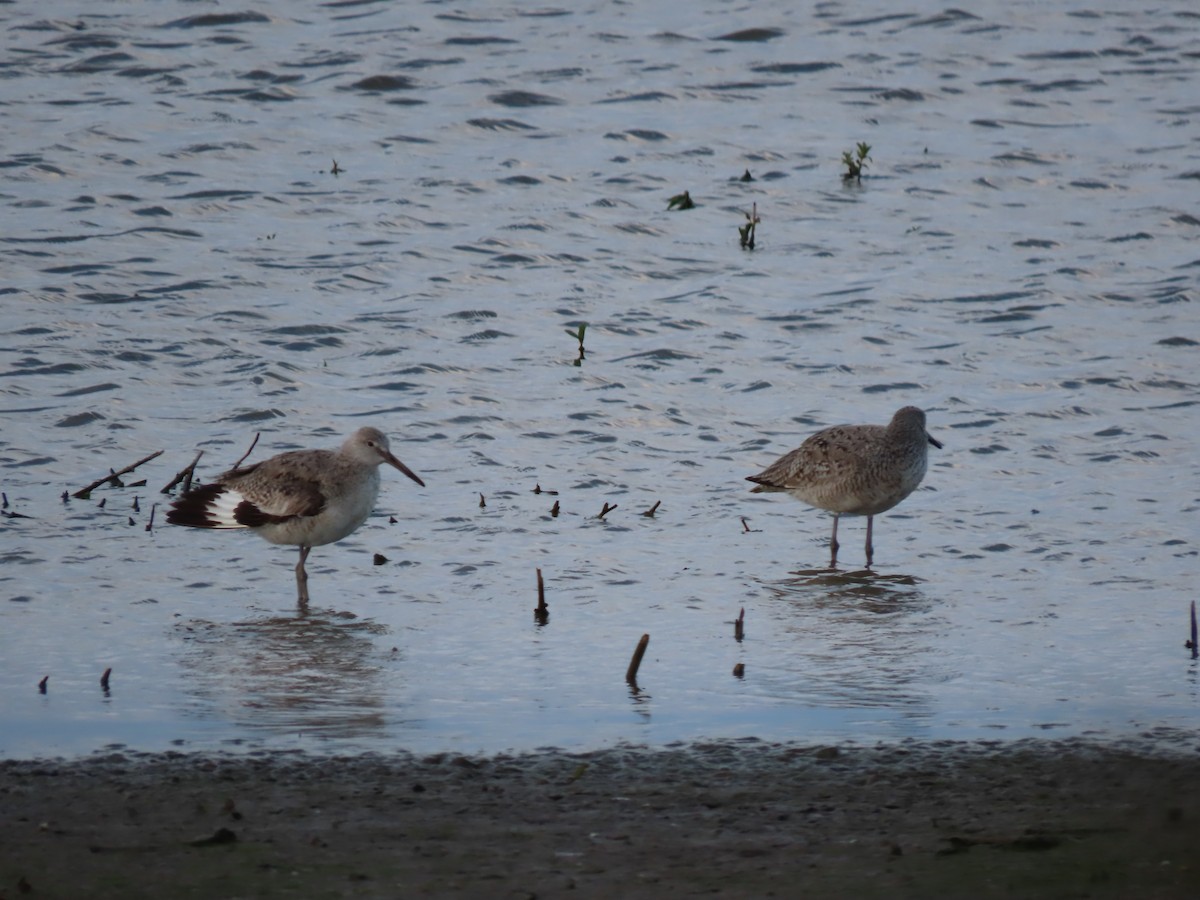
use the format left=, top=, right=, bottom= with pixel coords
left=2, top=0, right=1198, bottom=758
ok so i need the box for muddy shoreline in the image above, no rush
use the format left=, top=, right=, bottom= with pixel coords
left=3, top=736, right=1197, bottom=898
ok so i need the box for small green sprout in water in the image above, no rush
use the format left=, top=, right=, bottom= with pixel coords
left=566, top=321, right=588, bottom=366
left=738, top=202, right=761, bottom=250
left=667, top=190, right=694, bottom=210
left=842, top=142, right=871, bottom=182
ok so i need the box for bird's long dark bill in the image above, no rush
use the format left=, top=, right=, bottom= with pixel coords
left=383, top=452, right=426, bottom=487
left=928, top=435, right=944, bottom=449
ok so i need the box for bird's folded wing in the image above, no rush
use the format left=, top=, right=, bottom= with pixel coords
left=228, top=469, right=327, bottom=524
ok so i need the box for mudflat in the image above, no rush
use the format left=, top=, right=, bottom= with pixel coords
left=2, top=738, right=1196, bottom=898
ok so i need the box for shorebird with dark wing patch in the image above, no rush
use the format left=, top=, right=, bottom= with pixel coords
left=168, top=427, right=424, bottom=604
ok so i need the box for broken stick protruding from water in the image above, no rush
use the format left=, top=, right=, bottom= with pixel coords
left=230, top=433, right=260, bottom=471
left=598, top=502, right=617, bottom=520
left=1189, top=600, right=1198, bottom=660
left=100, top=667, right=111, bottom=691
left=626, top=633, right=650, bottom=684
left=161, top=450, right=203, bottom=495
left=535, top=568, right=549, bottom=624
left=734, top=607, right=745, bottom=641
left=73, top=449, right=164, bottom=499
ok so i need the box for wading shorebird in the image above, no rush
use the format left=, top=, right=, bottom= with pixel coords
left=168, top=427, right=424, bottom=604
left=746, top=406, right=942, bottom=568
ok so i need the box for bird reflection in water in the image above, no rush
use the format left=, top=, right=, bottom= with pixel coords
left=175, top=606, right=400, bottom=742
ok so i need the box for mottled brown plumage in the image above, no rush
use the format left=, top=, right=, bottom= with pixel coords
left=168, top=427, right=424, bottom=604
left=746, top=406, right=941, bottom=567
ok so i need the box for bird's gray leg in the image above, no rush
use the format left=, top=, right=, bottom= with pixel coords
left=296, top=545, right=311, bottom=605
left=829, top=515, right=840, bottom=568
left=864, top=516, right=874, bottom=569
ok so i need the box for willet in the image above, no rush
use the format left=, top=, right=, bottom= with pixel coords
left=167, top=427, right=425, bottom=604
left=745, top=406, right=942, bottom=568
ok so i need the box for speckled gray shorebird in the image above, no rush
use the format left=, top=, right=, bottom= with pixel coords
left=746, top=406, right=942, bottom=568
left=167, top=427, right=424, bottom=604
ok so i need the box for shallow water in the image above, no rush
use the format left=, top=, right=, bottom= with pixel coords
left=1, top=0, right=1198, bottom=758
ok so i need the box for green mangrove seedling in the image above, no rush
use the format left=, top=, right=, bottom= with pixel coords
left=566, top=322, right=588, bottom=366
left=842, top=141, right=871, bottom=182
left=739, top=202, right=761, bottom=250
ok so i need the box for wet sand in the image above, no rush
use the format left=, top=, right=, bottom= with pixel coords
left=2, top=737, right=1197, bottom=898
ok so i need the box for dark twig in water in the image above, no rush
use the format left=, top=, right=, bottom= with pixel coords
left=479, top=493, right=486, bottom=509
left=132, top=496, right=140, bottom=513
left=626, top=633, right=650, bottom=684
left=2, top=491, right=32, bottom=518
left=598, top=502, right=617, bottom=519
left=550, top=500, right=560, bottom=517
left=161, top=450, right=204, bottom=495
left=100, top=667, right=111, bottom=691
left=1189, top=601, right=1198, bottom=660
left=535, top=568, right=549, bottom=624
left=738, top=202, right=760, bottom=250
left=735, top=607, right=745, bottom=641
left=73, top=449, right=164, bottom=499
left=38, top=676, right=48, bottom=694
left=667, top=191, right=694, bottom=211
left=641, top=500, right=661, bottom=517
left=566, top=322, right=587, bottom=366
left=145, top=503, right=156, bottom=533
left=533, top=484, right=558, bottom=496
left=230, top=434, right=260, bottom=471
left=741, top=516, right=753, bottom=533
